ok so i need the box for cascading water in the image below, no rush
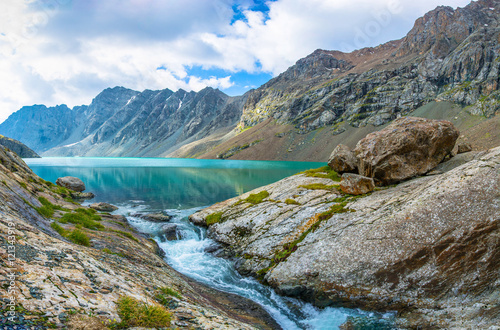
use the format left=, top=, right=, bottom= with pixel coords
left=116, top=203, right=394, bottom=330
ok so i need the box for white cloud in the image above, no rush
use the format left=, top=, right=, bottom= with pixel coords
left=0, top=0, right=472, bottom=123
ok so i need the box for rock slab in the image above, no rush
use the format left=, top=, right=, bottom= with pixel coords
left=56, top=176, right=86, bottom=192
left=354, top=117, right=459, bottom=184
left=90, top=202, right=118, bottom=212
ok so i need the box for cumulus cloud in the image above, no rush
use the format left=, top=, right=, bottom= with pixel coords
left=0, top=0, right=471, bottom=123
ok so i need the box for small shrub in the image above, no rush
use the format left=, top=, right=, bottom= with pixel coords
left=50, top=222, right=66, bottom=236
left=206, top=212, right=223, bottom=225
left=285, top=199, right=300, bottom=205
left=244, top=191, right=270, bottom=204
left=115, top=296, right=171, bottom=328
left=159, top=287, right=181, bottom=299
left=67, top=229, right=90, bottom=247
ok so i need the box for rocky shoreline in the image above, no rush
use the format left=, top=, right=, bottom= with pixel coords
left=190, top=126, right=500, bottom=328
left=0, top=145, right=279, bottom=329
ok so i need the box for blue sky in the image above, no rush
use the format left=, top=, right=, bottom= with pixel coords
left=0, top=0, right=471, bottom=123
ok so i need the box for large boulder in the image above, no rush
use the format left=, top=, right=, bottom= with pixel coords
left=354, top=117, right=459, bottom=184
left=339, top=173, right=375, bottom=195
left=56, top=176, right=86, bottom=192
left=328, top=144, right=358, bottom=174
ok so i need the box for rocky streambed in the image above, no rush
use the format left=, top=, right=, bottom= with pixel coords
left=190, top=146, right=500, bottom=328
left=0, top=145, right=278, bottom=329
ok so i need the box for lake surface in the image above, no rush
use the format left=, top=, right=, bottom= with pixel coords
left=25, top=157, right=393, bottom=329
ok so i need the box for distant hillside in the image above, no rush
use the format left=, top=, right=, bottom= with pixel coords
left=0, top=135, right=40, bottom=158
left=1, top=0, right=499, bottom=160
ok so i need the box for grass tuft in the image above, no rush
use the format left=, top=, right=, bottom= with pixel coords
left=298, top=183, right=337, bottom=191
left=114, top=296, right=171, bottom=328
left=50, top=222, right=67, bottom=236
left=59, top=209, right=103, bottom=230
left=297, top=165, right=341, bottom=182
left=284, top=199, right=300, bottom=205
left=67, top=229, right=90, bottom=247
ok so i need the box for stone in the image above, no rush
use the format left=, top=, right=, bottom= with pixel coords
left=56, top=176, right=86, bottom=192
left=70, top=192, right=95, bottom=200
left=457, top=142, right=472, bottom=154
left=328, top=144, right=358, bottom=174
left=139, top=212, right=171, bottom=222
left=160, top=223, right=180, bottom=241
left=354, top=117, right=459, bottom=185
left=339, top=173, right=375, bottom=195
left=89, top=202, right=118, bottom=212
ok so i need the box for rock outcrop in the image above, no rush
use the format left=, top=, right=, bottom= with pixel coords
left=0, top=135, right=40, bottom=158
left=89, top=202, right=119, bottom=212
left=328, top=144, right=357, bottom=174
left=190, top=147, right=500, bottom=329
left=0, top=145, right=278, bottom=329
left=354, top=117, right=459, bottom=184
left=56, top=176, right=86, bottom=192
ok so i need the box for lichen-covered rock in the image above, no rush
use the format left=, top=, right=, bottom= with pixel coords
left=339, top=173, right=374, bottom=195
left=354, top=117, right=459, bottom=184
left=328, top=144, right=357, bottom=174
left=56, top=176, right=86, bottom=192
left=192, top=146, right=500, bottom=329
left=89, top=202, right=118, bottom=212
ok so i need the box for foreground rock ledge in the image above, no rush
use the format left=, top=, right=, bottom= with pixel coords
left=190, top=147, right=500, bottom=329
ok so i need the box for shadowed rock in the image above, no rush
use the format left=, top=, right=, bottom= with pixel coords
left=90, top=202, right=118, bottom=212
left=328, top=144, right=358, bottom=174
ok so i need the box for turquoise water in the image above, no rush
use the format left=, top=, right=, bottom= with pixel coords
left=25, top=157, right=393, bottom=329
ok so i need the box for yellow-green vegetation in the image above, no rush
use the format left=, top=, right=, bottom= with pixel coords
left=157, top=286, right=182, bottom=300
left=285, top=199, right=300, bottom=205
left=67, top=229, right=90, bottom=247
left=298, top=165, right=341, bottom=182
left=19, top=182, right=27, bottom=189
left=110, top=229, right=139, bottom=243
left=298, top=183, right=337, bottom=191
left=102, top=248, right=125, bottom=257
left=244, top=190, right=270, bottom=204
left=58, top=208, right=104, bottom=230
left=51, top=185, right=72, bottom=198
left=114, top=296, right=171, bottom=328
left=41, top=179, right=55, bottom=187
left=50, top=222, right=66, bottom=236
left=206, top=212, right=223, bottom=225
left=35, top=197, right=67, bottom=218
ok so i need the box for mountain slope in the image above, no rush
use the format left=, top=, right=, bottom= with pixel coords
left=0, top=135, right=40, bottom=158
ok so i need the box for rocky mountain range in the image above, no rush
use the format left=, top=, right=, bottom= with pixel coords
left=0, top=0, right=499, bottom=159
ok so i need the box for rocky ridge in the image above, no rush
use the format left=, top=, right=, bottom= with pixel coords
left=239, top=0, right=500, bottom=133
left=0, top=87, right=245, bottom=158
left=0, top=145, right=277, bottom=329
left=0, top=135, right=40, bottom=158
left=190, top=147, right=500, bottom=328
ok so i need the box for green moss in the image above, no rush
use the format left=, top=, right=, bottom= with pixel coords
left=67, top=229, right=90, bottom=247
left=206, top=212, right=223, bottom=225
left=158, top=287, right=181, bottom=299
left=298, top=183, right=337, bottom=190
left=19, top=182, right=27, bottom=189
left=50, top=222, right=66, bottom=236
left=244, top=190, right=270, bottom=204
left=1, top=180, right=6, bottom=186
left=114, top=296, right=171, bottom=328
left=284, top=199, right=300, bottom=205
left=297, top=165, right=341, bottom=181
left=59, top=210, right=104, bottom=230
